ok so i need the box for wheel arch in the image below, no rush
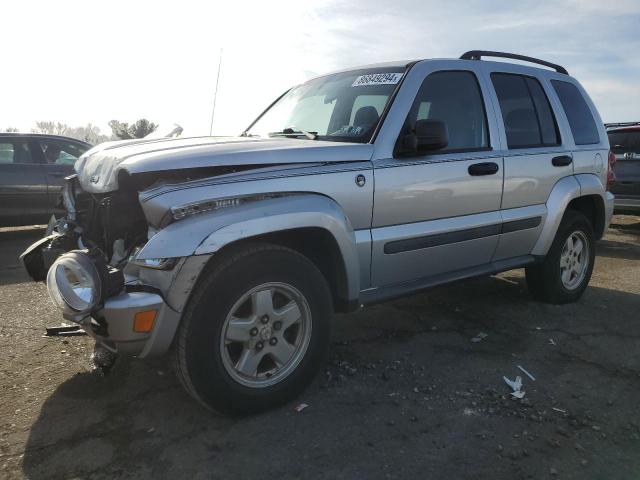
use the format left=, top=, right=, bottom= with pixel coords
left=137, top=194, right=361, bottom=313
left=532, top=174, right=608, bottom=255
left=203, top=227, right=352, bottom=312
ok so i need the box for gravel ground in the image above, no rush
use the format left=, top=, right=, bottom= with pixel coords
left=1, top=216, right=639, bottom=480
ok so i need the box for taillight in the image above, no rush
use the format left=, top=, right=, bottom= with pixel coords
left=607, top=150, right=617, bottom=190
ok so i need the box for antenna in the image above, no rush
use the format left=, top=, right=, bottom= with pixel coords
left=209, top=48, right=223, bottom=136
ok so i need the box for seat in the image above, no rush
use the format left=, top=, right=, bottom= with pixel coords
left=353, top=106, right=379, bottom=131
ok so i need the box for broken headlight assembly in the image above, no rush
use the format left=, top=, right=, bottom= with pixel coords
left=46, top=250, right=124, bottom=317
left=131, top=257, right=177, bottom=270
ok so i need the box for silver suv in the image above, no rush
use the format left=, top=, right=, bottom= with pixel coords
left=22, top=51, right=614, bottom=414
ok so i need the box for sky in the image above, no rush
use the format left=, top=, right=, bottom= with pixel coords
left=1, top=0, right=639, bottom=137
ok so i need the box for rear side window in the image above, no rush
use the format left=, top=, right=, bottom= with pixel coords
left=551, top=80, right=600, bottom=145
left=0, top=143, right=14, bottom=164
left=0, top=140, right=37, bottom=164
left=491, top=73, right=559, bottom=149
left=404, top=70, right=489, bottom=152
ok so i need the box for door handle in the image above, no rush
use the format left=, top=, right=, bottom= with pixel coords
left=468, top=162, right=499, bottom=176
left=552, top=155, right=573, bottom=167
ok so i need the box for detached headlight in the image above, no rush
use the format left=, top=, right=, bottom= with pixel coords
left=46, top=251, right=101, bottom=315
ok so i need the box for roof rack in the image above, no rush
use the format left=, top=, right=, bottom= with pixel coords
left=605, top=122, right=640, bottom=129
left=460, top=50, right=568, bottom=75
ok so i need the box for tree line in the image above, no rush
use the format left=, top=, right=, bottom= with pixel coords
left=3, top=119, right=158, bottom=144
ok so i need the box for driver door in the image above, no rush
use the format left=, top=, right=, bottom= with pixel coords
left=370, top=68, right=504, bottom=288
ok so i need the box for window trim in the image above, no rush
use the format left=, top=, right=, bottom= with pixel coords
left=393, top=69, right=492, bottom=158
left=490, top=72, right=562, bottom=150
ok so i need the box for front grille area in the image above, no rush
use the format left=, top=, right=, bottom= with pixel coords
left=71, top=179, right=147, bottom=259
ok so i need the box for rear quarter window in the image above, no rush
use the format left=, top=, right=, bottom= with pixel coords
left=551, top=80, right=600, bottom=145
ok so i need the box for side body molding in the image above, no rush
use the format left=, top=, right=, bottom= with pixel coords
left=531, top=174, right=608, bottom=255
left=136, top=194, right=361, bottom=304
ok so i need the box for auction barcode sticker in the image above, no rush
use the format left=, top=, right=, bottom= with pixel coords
left=352, top=72, right=404, bottom=87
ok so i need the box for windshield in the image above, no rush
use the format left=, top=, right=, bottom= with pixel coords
left=244, top=67, right=407, bottom=143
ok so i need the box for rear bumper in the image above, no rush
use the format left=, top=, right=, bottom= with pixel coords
left=87, top=291, right=181, bottom=358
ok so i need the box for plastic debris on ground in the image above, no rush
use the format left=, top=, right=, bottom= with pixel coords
left=549, top=338, right=557, bottom=346
left=294, top=403, right=309, bottom=412
left=45, top=324, right=87, bottom=337
left=470, top=332, right=488, bottom=343
left=503, top=375, right=525, bottom=399
left=517, top=365, right=536, bottom=381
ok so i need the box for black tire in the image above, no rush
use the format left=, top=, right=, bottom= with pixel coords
left=173, top=243, right=332, bottom=415
left=525, top=210, right=595, bottom=304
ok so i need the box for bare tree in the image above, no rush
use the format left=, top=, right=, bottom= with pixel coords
left=4, top=127, right=19, bottom=132
left=109, top=119, right=157, bottom=139
left=65, top=123, right=111, bottom=145
left=33, top=121, right=69, bottom=135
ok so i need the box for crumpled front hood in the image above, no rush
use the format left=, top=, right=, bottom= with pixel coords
left=75, top=136, right=374, bottom=193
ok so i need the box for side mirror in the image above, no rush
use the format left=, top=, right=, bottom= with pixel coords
left=397, top=119, right=448, bottom=156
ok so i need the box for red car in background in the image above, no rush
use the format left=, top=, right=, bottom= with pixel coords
left=606, top=122, right=640, bottom=214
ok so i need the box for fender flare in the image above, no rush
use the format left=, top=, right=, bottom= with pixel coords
left=137, top=194, right=360, bottom=304
left=532, top=174, right=608, bottom=255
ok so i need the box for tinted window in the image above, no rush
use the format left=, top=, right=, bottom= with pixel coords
left=608, top=130, right=640, bottom=154
left=491, top=73, right=559, bottom=148
left=404, top=71, right=488, bottom=151
left=527, top=78, right=559, bottom=145
left=551, top=80, right=600, bottom=145
left=0, top=140, right=38, bottom=164
left=38, top=140, right=87, bottom=165
left=0, top=142, right=14, bottom=164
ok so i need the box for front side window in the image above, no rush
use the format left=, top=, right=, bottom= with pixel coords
left=38, top=140, right=88, bottom=165
left=551, top=80, right=600, bottom=145
left=491, top=73, right=559, bottom=149
left=402, top=70, right=489, bottom=152
left=244, top=67, right=406, bottom=143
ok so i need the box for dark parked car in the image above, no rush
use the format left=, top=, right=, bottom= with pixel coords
left=606, top=122, right=640, bottom=213
left=0, top=133, right=91, bottom=227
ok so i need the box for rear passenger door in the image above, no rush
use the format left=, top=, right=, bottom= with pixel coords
left=487, top=71, right=572, bottom=260
left=0, top=138, right=49, bottom=227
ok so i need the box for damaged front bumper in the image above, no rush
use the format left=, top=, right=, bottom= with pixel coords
left=20, top=234, right=194, bottom=358
left=88, top=290, right=180, bottom=357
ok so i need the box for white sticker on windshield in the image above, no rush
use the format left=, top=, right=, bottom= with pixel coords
left=352, top=72, right=403, bottom=87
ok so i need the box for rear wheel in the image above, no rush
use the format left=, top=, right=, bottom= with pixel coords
left=525, top=210, right=595, bottom=304
left=173, top=244, right=332, bottom=415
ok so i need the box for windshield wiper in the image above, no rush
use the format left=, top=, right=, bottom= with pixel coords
left=269, top=126, right=318, bottom=140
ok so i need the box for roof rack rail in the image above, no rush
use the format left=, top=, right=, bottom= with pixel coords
left=460, top=50, right=568, bottom=75
left=605, top=122, right=640, bottom=129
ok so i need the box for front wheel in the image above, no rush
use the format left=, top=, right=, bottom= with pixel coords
left=173, top=244, right=332, bottom=415
left=525, top=210, right=595, bottom=304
